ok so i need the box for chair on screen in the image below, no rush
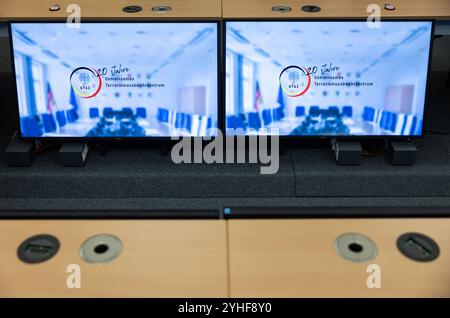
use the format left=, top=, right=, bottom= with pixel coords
left=327, top=106, right=340, bottom=117
left=103, top=107, right=114, bottom=119
left=416, top=119, right=423, bottom=135
left=42, top=114, right=57, bottom=133
left=175, top=113, right=192, bottom=132
left=387, top=113, right=398, bottom=132
left=362, top=106, right=375, bottom=122
left=395, top=114, right=420, bottom=135
left=342, top=106, right=353, bottom=117
left=89, top=108, right=99, bottom=118
left=207, top=117, right=216, bottom=130
left=227, top=115, right=245, bottom=130
left=56, top=111, right=67, bottom=127
left=394, top=113, right=407, bottom=135
left=379, top=111, right=397, bottom=132
left=248, top=112, right=262, bottom=130
left=24, top=116, right=43, bottom=136
left=183, top=114, right=192, bottom=132
left=20, top=118, right=28, bottom=136
left=66, top=109, right=74, bottom=123
left=309, top=106, right=321, bottom=117
left=121, top=107, right=134, bottom=118
left=262, top=109, right=272, bottom=125
left=175, top=113, right=186, bottom=129
left=409, top=116, right=418, bottom=135
left=67, top=108, right=79, bottom=122
left=379, top=111, right=389, bottom=129
left=273, top=107, right=284, bottom=121
left=136, top=107, right=147, bottom=119
left=295, top=106, right=305, bottom=117
left=21, top=117, right=32, bottom=136
left=157, top=108, right=169, bottom=123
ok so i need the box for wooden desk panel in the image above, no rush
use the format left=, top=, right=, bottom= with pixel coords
left=0, top=0, right=221, bottom=20
left=0, top=220, right=227, bottom=297
left=223, top=0, right=450, bottom=19
left=229, top=219, right=450, bottom=297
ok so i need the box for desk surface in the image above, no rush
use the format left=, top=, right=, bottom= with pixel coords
left=1, top=218, right=449, bottom=297
left=223, top=0, right=450, bottom=19
left=0, top=220, right=227, bottom=297
left=229, top=218, right=450, bottom=297
left=0, top=0, right=221, bottom=20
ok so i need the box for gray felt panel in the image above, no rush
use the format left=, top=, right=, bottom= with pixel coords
left=0, top=147, right=295, bottom=199
left=293, top=136, right=450, bottom=197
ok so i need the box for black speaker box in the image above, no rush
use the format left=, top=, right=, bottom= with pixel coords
left=333, top=140, right=362, bottom=165
left=5, top=138, right=35, bottom=166
left=388, top=141, right=417, bottom=165
left=59, top=143, right=89, bottom=167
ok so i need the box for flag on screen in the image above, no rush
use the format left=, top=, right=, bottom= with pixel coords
left=254, top=80, right=263, bottom=111
left=69, top=85, right=79, bottom=111
left=277, top=83, right=285, bottom=110
left=47, top=83, right=55, bottom=113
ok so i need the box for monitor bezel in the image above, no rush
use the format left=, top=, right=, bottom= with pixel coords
left=222, top=18, right=435, bottom=140
left=8, top=19, right=223, bottom=141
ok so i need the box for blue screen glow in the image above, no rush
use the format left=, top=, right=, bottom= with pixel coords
left=11, top=22, right=219, bottom=138
left=225, top=21, right=432, bottom=136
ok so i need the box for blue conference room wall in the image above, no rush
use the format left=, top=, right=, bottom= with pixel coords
left=11, top=23, right=218, bottom=137
left=226, top=21, right=432, bottom=136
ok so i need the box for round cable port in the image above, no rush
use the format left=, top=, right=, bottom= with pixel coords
left=80, top=234, right=122, bottom=264
left=335, top=233, right=377, bottom=263
left=151, top=6, right=172, bottom=13
left=272, top=5, right=292, bottom=13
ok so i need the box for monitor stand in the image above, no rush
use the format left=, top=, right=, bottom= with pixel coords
left=331, top=139, right=362, bottom=165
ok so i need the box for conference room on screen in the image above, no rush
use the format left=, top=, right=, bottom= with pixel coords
left=10, top=22, right=219, bottom=138
left=225, top=21, right=432, bottom=137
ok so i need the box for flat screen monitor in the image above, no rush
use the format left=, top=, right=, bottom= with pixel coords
left=9, top=22, right=219, bottom=138
left=225, top=21, right=433, bottom=137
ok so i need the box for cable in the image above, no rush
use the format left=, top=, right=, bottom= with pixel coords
left=32, top=141, right=54, bottom=156
left=361, top=140, right=386, bottom=157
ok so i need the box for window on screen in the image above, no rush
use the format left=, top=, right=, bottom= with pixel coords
left=242, top=58, right=255, bottom=113
left=226, top=51, right=235, bottom=115
left=14, top=54, right=28, bottom=117
left=31, top=60, right=46, bottom=114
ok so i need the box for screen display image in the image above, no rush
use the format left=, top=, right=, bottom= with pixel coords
left=10, top=22, right=218, bottom=138
left=225, top=21, right=433, bottom=137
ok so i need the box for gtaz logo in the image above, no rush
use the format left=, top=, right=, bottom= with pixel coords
left=279, top=65, right=312, bottom=97
left=70, top=67, right=102, bottom=98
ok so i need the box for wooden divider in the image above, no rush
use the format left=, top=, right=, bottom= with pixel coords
left=0, top=220, right=227, bottom=297
left=0, top=0, right=221, bottom=20
left=228, top=218, right=450, bottom=297
left=1, top=0, right=449, bottom=20
left=223, top=0, right=450, bottom=19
